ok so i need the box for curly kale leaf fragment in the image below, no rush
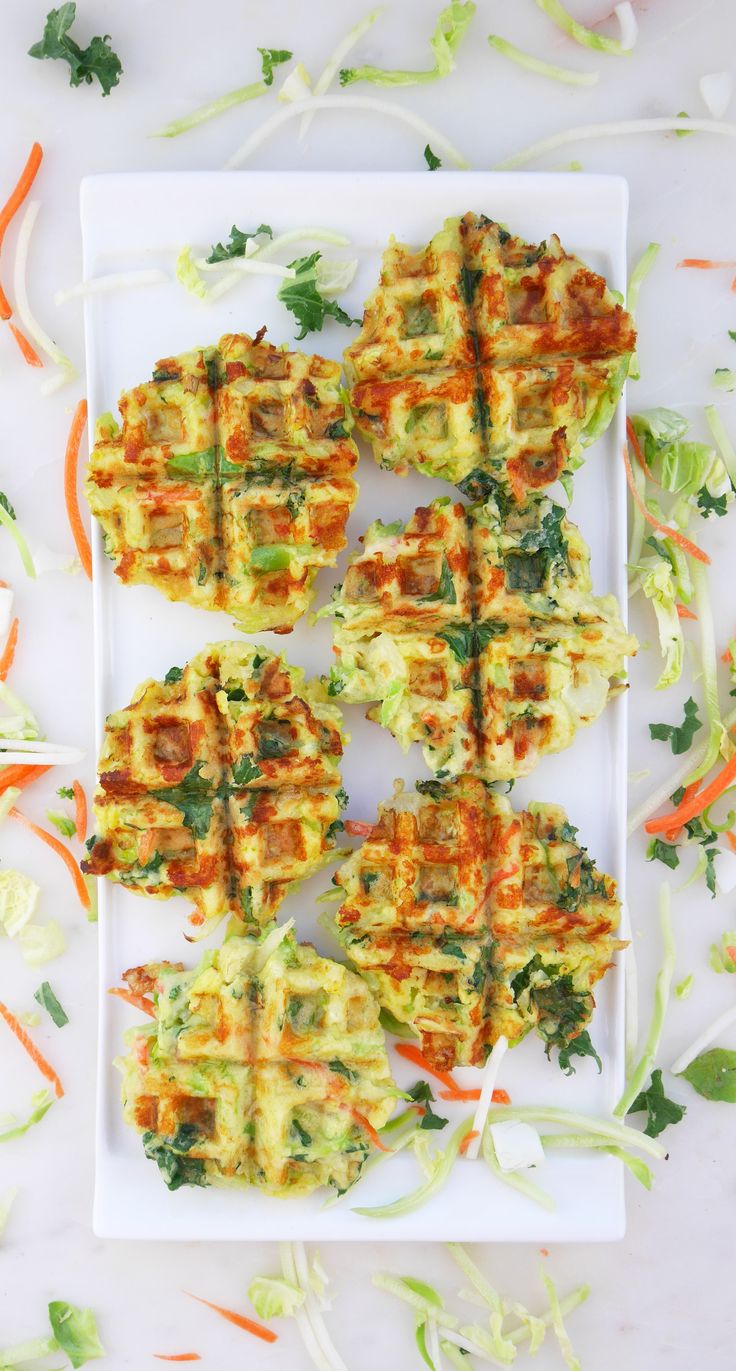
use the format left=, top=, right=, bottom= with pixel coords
left=29, top=4, right=122, bottom=95
left=206, top=223, right=273, bottom=264
left=557, top=1029, right=602, bottom=1076
left=697, top=485, right=728, bottom=518
left=0, top=492, right=16, bottom=520
left=34, top=981, right=69, bottom=1028
left=418, top=556, right=457, bottom=604
left=424, top=143, right=442, bottom=170
left=278, top=253, right=360, bottom=340
left=511, top=954, right=593, bottom=1055
left=627, top=1068, right=686, bottom=1136
left=258, top=47, right=292, bottom=85
left=649, top=696, right=701, bottom=755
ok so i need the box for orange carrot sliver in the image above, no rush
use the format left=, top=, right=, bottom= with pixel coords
left=344, top=819, right=374, bottom=837
left=0, top=143, right=43, bottom=248
left=9, top=322, right=43, bottom=368
left=0, top=762, right=51, bottom=796
left=0, top=998, right=63, bottom=1098
left=109, top=987, right=156, bottom=1018
left=645, top=751, right=736, bottom=834
left=394, top=1042, right=465, bottom=1096
left=0, top=616, right=18, bottom=681
left=64, top=399, right=92, bottom=580
left=0, top=283, right=10, bottom=322
left=676, top=603, right=697, bottom=620
left=677, top=258, right=736, bottom=269
left=184, top=1293, right=277, bottom=1344
left=352, top=1108, right=392, bottom=1153
left=726, top=831, right=736, bottom=854
left=10, top=807, right=91, bottom=910
left=622, top=440, right=710, bottom=565
left=459, top=1129, right=479, bottom=1155
left=438, top=1086, right=511, bottom=1104
left=626, top=416, right=660, bottom=487
left=154, top=1358, right=201, bottom=1364
left=72, top=778, right=87, bottom=843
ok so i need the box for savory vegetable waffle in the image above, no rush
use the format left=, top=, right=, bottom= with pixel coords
left=86, top=331, right=359, bottom=633
left=82, top=642, right=346, bottom=932
left=344, top=213, right=635, bottom=497
left=333, top=777, right=622, bottom=1070
left=320, top=494, right=636, bottom=781
left=119, top=927, right=395, bottom=1196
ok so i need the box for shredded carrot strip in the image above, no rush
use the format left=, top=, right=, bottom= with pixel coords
left=352, top=1108, right=392, bottom=1152
left=0, top=142, right=43, bottom=321
left=394, top=1042, right=467, bottom=1096
left=626, top=416, right=660, bottom=487
left=71, top=778, right=87, bottom=843
left=459, top=1129, right=479, bottom=1155
left=184, top=1293, right=277, bottom=1344
left=645, top=752, right=736, bottom=834
left=109, top=987, right=156, bottom=1017
left=0, top=143, right=42, bottom=249
left=344, top=819, right=374, bottom=837
left=722, top=645, right=735, bottom=663
left=0, top=616, right=19, bottom=680
left=8, top=322, right=43, bottom=367
left=622, top=440, right=710, bottom=565
left=0, top=762, right=51, bottom=795
left=0, top=998, right=63, bottom=1098
left=725, top=831, right=736, bottom=854
left=10, top=806, right=91, bottom=909
left=64, top=399, right=92, bottom=579
left=677, top=258, right=736, bottom=269
left=153, top=1358, right=202, bottom=1364
left=726, top=945, right=736, bottom=965
left=676, top=603, right=697, bottom=620
left=438, top=1087, right=511, bottom=1104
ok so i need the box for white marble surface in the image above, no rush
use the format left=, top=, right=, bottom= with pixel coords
left=1, top=0, right=736, bottom=1365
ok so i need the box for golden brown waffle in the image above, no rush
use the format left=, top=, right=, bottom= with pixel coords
left=82, top=642, right=347, bottom=933
left=344, top=213, right=635, bottom=498
left=119, top=928, right=395, bottom=1196
left=86, top=332, right=358, bottom=632
left=319, top=494, right=636, bottom=781
left=333, top=777, right=622, bottom=1070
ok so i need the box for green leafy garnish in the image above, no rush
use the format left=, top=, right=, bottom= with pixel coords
left=278, top=253, right=360, bottom=339
left=0, top=492, right=16, bottom=520
left=151, top=762, right=213, bottom=840
left=557, top=1029, right=602, bottom=1076
left=424, top=143, right=442, bottom=170
left=56, top=784, right=74, bottom=800
left=697, top=485, right=728, bottom=517
left=680, top=1048, right=736, bottom=1102
left=206, top=223, right=273, bottom=264
left=436, top=620, right=507, bottom=663
left=329, top=1059, right=358, bottom=1083
left=460, top=264, right=483, bottom=305
left=231, top=755, right=263, bottom=785
left=627, top=1068, right=686, bottom=1137
left=646, top=838, right=680, bottom=871
left=164, top=666, right=183, bottom=685
left=649, top=696, right=701, bottom=755
left=258, top=47, right=292, bottom=85
left=34, top=981, right=69, bottom=1028
left=142, top=1130, right=207, bottom=1191
left=29, top=4, right=122, bottom=95
left=405, top=1080, right=448, bottom=1131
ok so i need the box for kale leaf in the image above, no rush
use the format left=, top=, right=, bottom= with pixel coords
left=278, top=253, right=360, bottom=339
left=649, top=696, right=701, bottom=755
left=424, top=143, right=442, bottom=171
left=206, top=223, right=273, bottom=264
left=29, top=3, right=122, bottom=95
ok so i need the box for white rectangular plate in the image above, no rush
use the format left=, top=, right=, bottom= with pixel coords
left=83, top=171, right=629, bottom=1241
